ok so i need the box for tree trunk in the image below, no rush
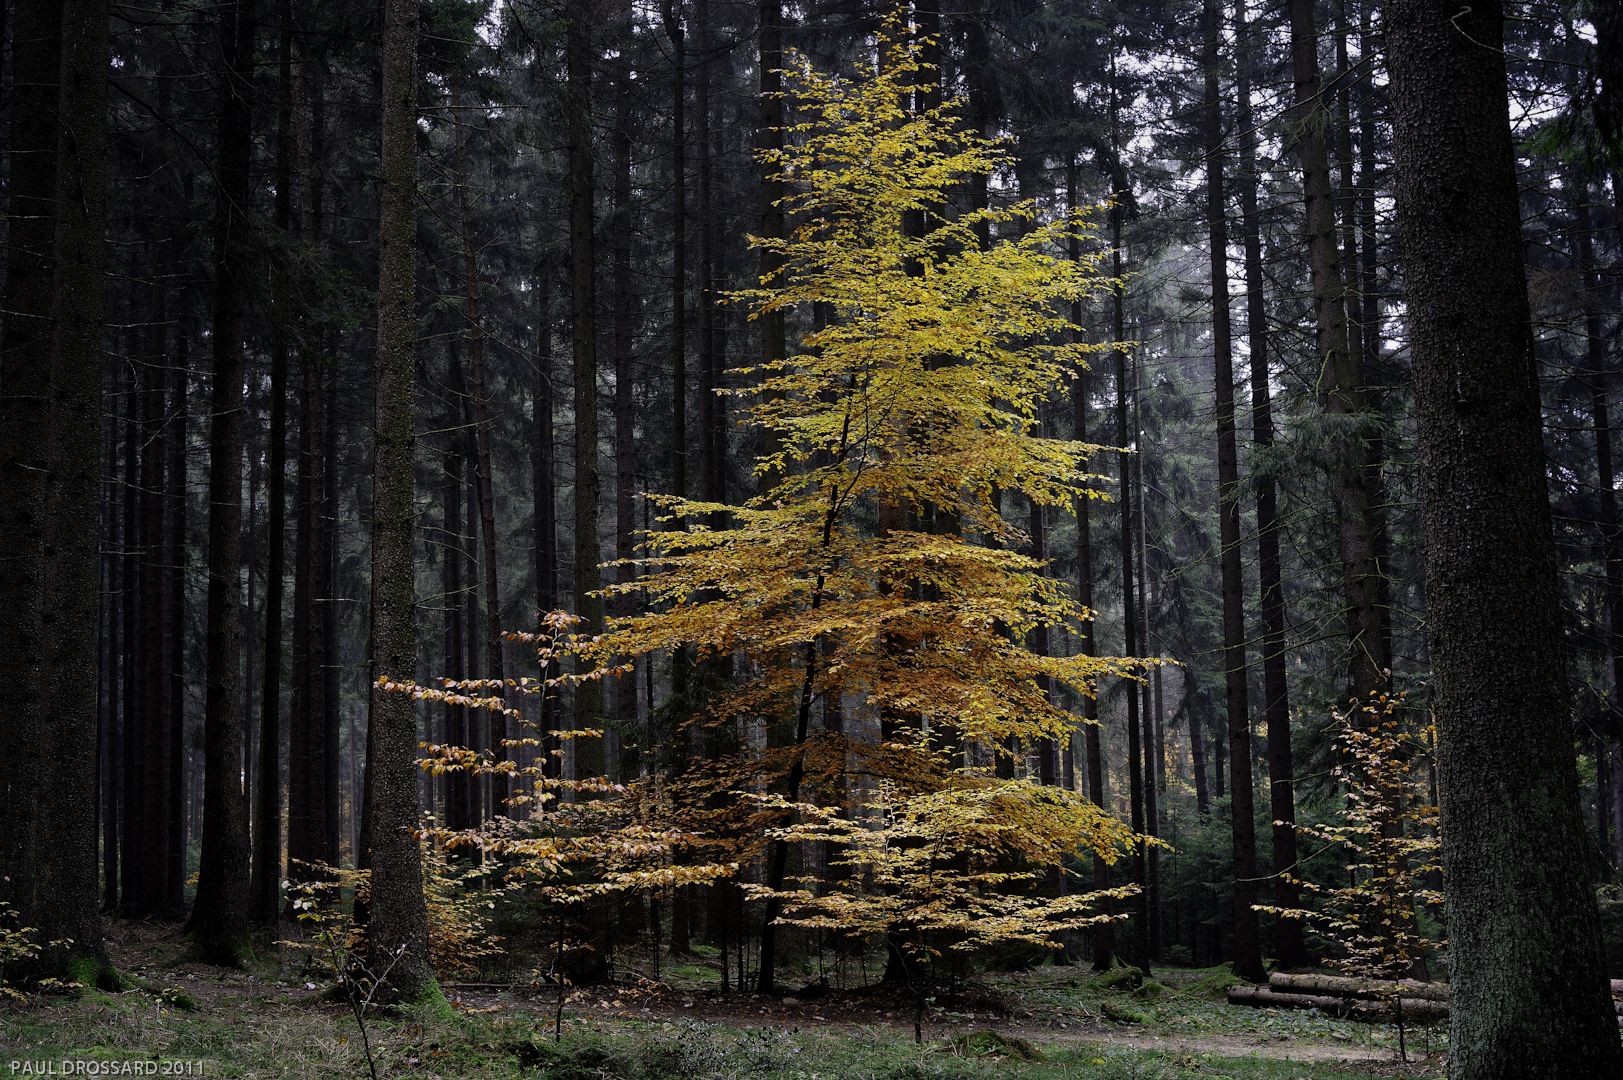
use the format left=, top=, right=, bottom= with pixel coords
left=251, top=0, right=295, bottom=928
left=1385, top=1, right=1623, bottom=1073
left=612, top=49, right=638, bottom=770
left=660, top=0, right=690, bottom=754
left=0, top=0, right=64, bottom=936
left=1236, top=2, right=1304, bottom=971
left=1285, top=0, right=1383, bottom=701
left=1117, top=268, right=1148, bottom=975
left=166, top=346, right=189, bottom=917
left=1204, top=0, right=1263, bottom=984
left=365, top=0, right=436, bottom=1003
left=454, top=100, right=508, bottom=815
left=1070, top=165, right=1113, bottom=972
left=532, top=269, right=560, bottom=799
left=1577, top=187, right=1623, bottom=881
left=566, top=0, right=604, bottom=788
left=120, top=369, right=142, bottom=914
left=0, top=0, right=112, bottom=983
left=139, top=303, right=170, bottom=920
left=187, top=0, right=256, bottom=967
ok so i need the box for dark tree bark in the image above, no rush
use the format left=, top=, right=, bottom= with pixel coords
left=1117, top=277, right=1147, bottom=976
left=364, top=0, right=437, bottom=1002
left=0, top=10, right=63, bottom=938
left=454, top=100, right=508, bottom=814
left=1204, top=0, right=1263, bottom=984
left=0, top=0, right=112, bottom=984
left=1237, top=3, right=1304, bottom=971
left=166, top=346, right=189, bottom=918
left=1285, top=0, right=1383, bottom=700
left=251, top=0, right=295, bottom=928
left=696, top=0, right=724, bottom=516
left=1070, top=160, right=1112, bottom=972
left=566, top=0, right=605, bottom=785
left=1577, top=188, right=1623, bottom=881
left=187, top=0, right=257, bottom=966
left=611, top=46, right=638, bottom=762
left=1071, top=183, right=1110, bottom=961
left=138, top=302, right=170, bottom=920
left=289, top=288, right=332, bottom=882
left=659, top=0, right=691, bottom=758
left=532, top=268, right=560, bottom=797
left=1385, top=1, right=1623, bottom=1074
left=441, top=364, right=469, bottom=830
left=120, top=368, right=141, bottom=914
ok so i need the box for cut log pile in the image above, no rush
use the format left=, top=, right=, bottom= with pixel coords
left=1225, top=973, right=1623, bottom=1025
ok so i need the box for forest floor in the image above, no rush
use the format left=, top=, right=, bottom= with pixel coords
left=1, top=921, right=1447, bottom=1079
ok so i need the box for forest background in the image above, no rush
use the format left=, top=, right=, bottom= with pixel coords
left=1, top=0, right=1622, bottom=1066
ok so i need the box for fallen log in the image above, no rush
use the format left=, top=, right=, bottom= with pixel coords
left=1234, top=983, right=1623, bottom=1024
left=1228, top=985, right=1448, bottom=1022
left=1270, top=972, right=1448, bottom=1003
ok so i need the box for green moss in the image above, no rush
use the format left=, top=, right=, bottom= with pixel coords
left=1101, top=1000, right=1149, bottom=1024
left=948, top=1031, right=1046, bottom=1061
left=406, top=980, right=456, bottom=1021
left=1129, top=980, right=1169, bottom=1001
left=1185, top=970, right=1244, bottom=998
left=1093, top=967, right=1142, bottom=991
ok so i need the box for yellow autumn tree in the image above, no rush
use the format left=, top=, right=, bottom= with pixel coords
left=592, top=34, right=1131, bottom=778
left=574, top=29, right=1144, bottom=989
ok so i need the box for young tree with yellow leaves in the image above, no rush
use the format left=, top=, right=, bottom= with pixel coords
left=579, top=31, right=1145, bottom=991
left=744, top=782, right=1138, bottom=1042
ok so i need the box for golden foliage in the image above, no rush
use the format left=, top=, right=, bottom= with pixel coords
left=1258, top=688, right=1442, bottom=983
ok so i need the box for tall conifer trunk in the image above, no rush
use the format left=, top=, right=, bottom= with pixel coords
left=566, top=0, right=605, bottom=787
left=0, top=0, right=112, bottom=982
left=1069, top=160, right=1112, bottom=972
left=364, top=0, right=436, bottom=1001
left=1204, top=0, right=1263, bottom=983
left=1237, top=3, right=1303, bottom=970
left=532, top=270, right=560, bottom=797
left=454, top=100, right=508, bottom=814
left=612, top=44, right=638, bottom=761
left=166, top=348, right=189, bottom=917
left=251, top=0, right=295, bottom=927
left=1386, top=1, right=1622, bottom=1072
left=188, top=0, right=256, bottom=965
left=1285, top=0, right=1383, bottom=701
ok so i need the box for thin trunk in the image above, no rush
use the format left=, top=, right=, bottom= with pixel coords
left=754, top=0, right=785, bottom=499
left=1206, top=0, right=1263, bottom=984
left=166, top=348, right=189, bottom=917
left=187, top=0, right=255, bottom=966
left=442, top=369, right=469, bottom=831
left=454, top=101, right=508, bottom=814
left=120, top=371, right=141, bottom=914
left=1071, top=160, right=1112, bottom=972
left=1386, top=1, right=1621, bottom=1071
left=566, top=0, right=604, bottom=784
left=532, top=270, right=560, bottom=797
left=1186, top=670, right=1210, bottom=814
left=140, top=311, right=170, bottom=919
left=661, top=0, right=690, bottom=728
left=252, top=0, right=295, bottom=927
left=1238, top=4, right=1305, bottom=970
left=1117, top=274, right=1147, bottom=975
left=612, top=52, right=637, bottom=765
